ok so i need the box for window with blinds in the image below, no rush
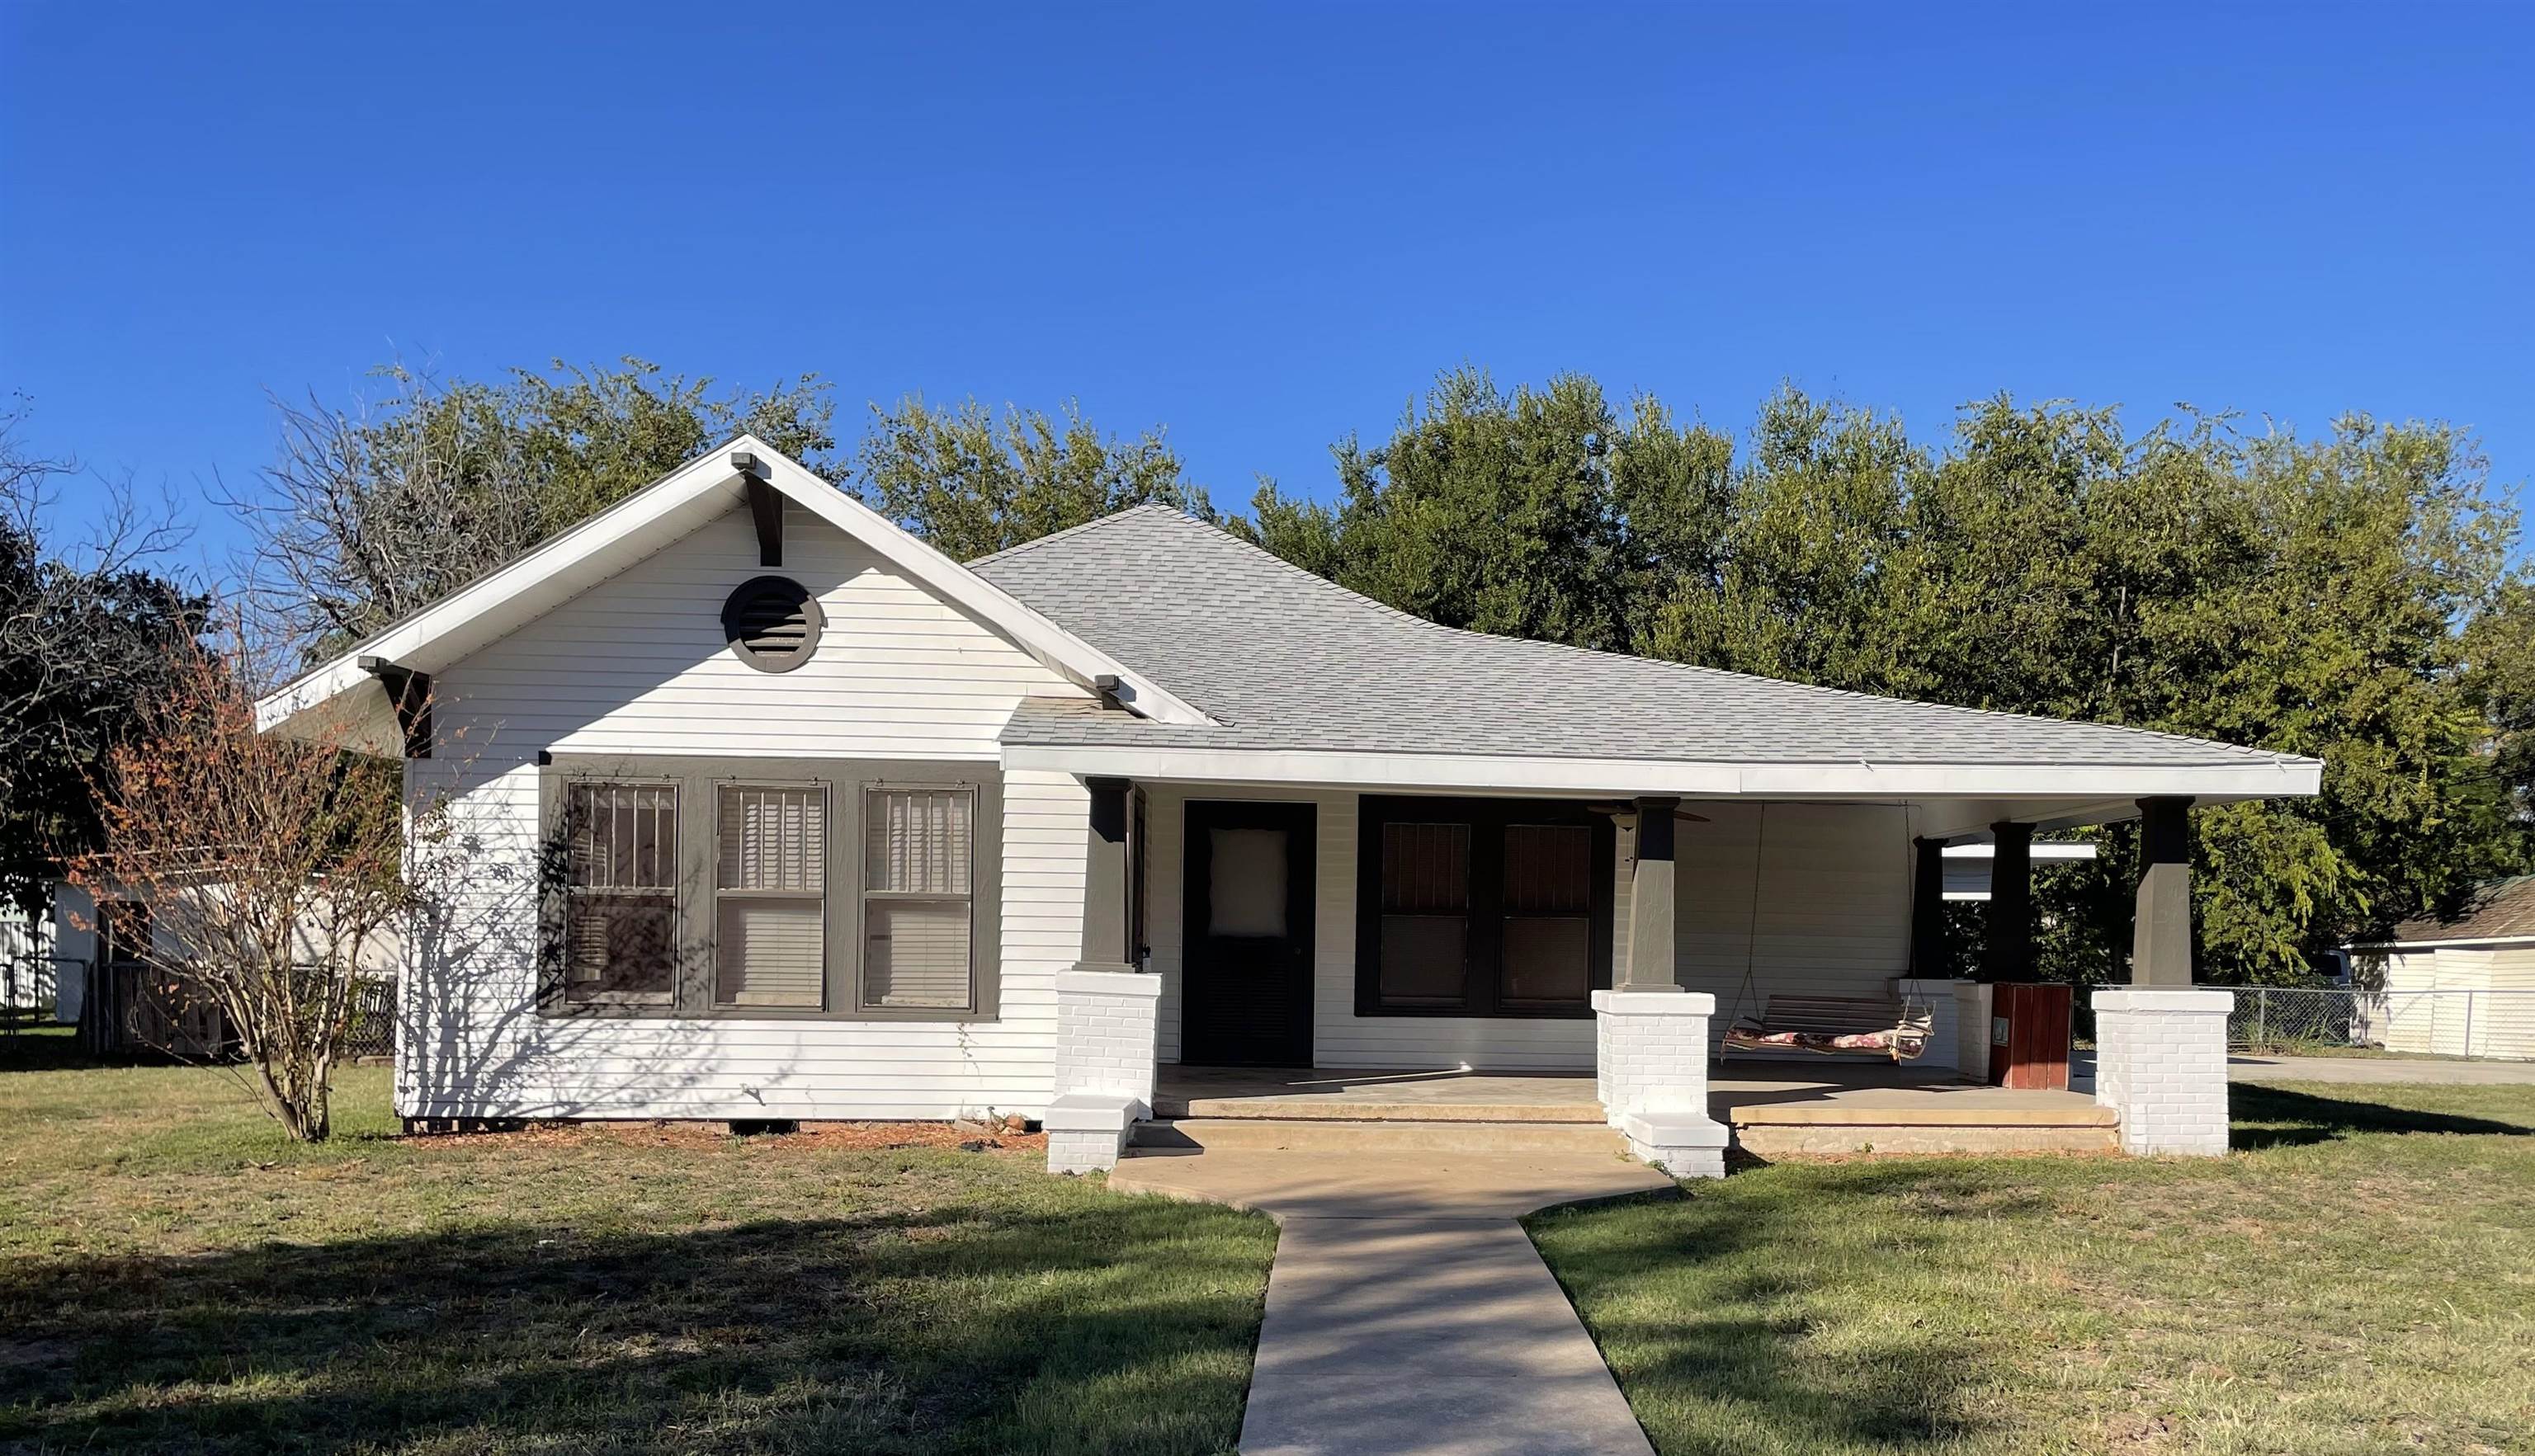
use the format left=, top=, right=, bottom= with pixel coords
left=862, top=787, right=975, bottom=1011
left=715, top=785, right=827, bottom=1009
left=564, top=782, right=678, bottom=1005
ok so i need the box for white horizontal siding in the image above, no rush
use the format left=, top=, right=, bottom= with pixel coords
left=2369, top=943, right=2535, bottom=1059
left=439, top=503, right=1076, bottom=763
left=1678, top=802, right=1914, bottom=1049
left=2377, top=949, right=2438, bottom=1055
left=1144, top=790, right=1910, bottom=1072
left=401, top=501, right=1092, bottom=1121
left=2485, top=948, right=2535, bottom=1058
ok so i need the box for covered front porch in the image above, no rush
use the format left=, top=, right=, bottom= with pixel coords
left=1040, top=773, right=2258, bottom=1177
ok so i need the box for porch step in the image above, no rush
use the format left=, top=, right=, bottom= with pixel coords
left=1131, top=1117, right=1631, bottom=1157
left=1149, top=1095, right=1608, bottom=1124
left=1725, top=1100, right=2119, bottom=1157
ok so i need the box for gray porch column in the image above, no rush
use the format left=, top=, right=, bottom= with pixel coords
left=1050, top=774, right=1156, bottom=1174
left=1079, top=776, right=1132, bottom=969
left=2131, top=795, right=2195, bottom=986
left=1618, top=796, right=1680, bottom=992
left=1980, top=821, right=2033, bottom=982
left=1909, top=836, right=1947, bottom=977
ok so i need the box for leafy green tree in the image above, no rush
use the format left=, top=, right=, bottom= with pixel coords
left=2470, top=574, right=2535, bottom=832
left=519, top=361, right=838, bottom=532
left=852, top=396, right=1215, bottom=561
left=2188, top=419, right=2523, bottom=968
left=1243, top=372, right=2533, bottom=986
left=1646, top=388, right=1918, bottom=688
left=1243, top=369, right=1734, bottom=655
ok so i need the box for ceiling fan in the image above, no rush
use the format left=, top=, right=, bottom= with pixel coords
left=1583, top=802, right=1712, bottom=823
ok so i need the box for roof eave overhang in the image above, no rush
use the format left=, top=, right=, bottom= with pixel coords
left=998, top=741, right=2325, bottom=802
left=255, top=436, right=1215, bottom=749
left=2346, top=934, right=2535, bottom=952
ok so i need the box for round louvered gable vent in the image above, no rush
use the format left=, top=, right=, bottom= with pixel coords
left=721, top=576, right=824, bottom=672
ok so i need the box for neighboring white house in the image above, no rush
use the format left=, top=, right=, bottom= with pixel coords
left=46, top=870, right=403, bottom=1043
left=255, top=438, right=2322, bottom=1173
left=2, top=898, right=56, bottom=1013
left=2347, top=877, right=2535, bottom=1060
left=1940, top=838, right=2096, bottom=900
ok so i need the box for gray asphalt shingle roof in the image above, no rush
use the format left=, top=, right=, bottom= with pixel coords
left=2386, top=876, right=2535, bottom=945
left=971, top=505, right=2316, bottom=770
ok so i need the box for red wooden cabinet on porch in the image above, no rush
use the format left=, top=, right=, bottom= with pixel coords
left=1988, top=982, right=2073, bottom=1091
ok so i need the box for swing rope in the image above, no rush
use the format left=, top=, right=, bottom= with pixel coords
left=1717, top=802, right=1769, bottom=1058
left=1713, top=800, right=1937, bottom=1063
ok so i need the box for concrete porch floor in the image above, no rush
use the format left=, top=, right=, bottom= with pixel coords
left=1152, top=1061, right=2117, bottom=1156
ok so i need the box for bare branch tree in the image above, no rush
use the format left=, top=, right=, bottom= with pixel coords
left=71, top=620, right=456, bottom=1140
left=223, top=365, right=544, bottom=661
left=0, top=395, right=205, bottom=917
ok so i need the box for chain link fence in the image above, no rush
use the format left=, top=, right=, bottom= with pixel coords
left=41, top=959, right=396, bottom=1063
left=342, top=976, right=396, bottom=1060
left=2229, top=985, right=2535, bottom=1061
left=2, top=951, right=68, bottom=1039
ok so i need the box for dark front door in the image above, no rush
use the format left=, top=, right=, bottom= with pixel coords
left=1183, top=800, right=1315, bottom=1067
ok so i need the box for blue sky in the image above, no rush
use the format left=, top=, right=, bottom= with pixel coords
left=2, top=2, right=2528, bottom=578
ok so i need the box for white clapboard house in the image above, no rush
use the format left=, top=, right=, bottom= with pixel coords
left=257, top=440, right=2321, bottom=1173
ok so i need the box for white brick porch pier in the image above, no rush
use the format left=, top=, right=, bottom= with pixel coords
left=2090, top=987, right=2234, bottom=1156
left=1046, top=969, right=1163, bottom=1174
left=1591, top=989, right=1730, bottom=1178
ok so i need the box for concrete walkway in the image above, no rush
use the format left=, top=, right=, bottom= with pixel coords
left=1111, top=1147, right=1673, bottom=1456
left=2227, top=1053, right=2535, bottom=1086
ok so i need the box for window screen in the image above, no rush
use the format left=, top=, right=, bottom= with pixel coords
left=1379, top=822, right=1470, bottom=1006
left=1208, top=827, right=1290, bottom=937
left=1500, top=823, right=1592, bottom=1007
left=564, top=782, right=677, bottom=1005
left=862, top=787, right=975, bottom=1009
left=715, top=785, right=826, bottom=1008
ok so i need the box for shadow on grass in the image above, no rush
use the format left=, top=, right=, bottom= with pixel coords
left=0, top=1026, right=105, bottom=1073
left=0, top=1192, right=1271, bottom=1456
left=1531, top=1162, right=2050, bottom=1452
left=2229, top=1082, right=2535, bottom=1151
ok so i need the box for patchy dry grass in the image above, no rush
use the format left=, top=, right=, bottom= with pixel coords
left=15, top=1026, right=2532, bottom=1456
left=0, top=1034, right=1276, bottom=1455
left=1531, top=1081, right=2535, bottom=1455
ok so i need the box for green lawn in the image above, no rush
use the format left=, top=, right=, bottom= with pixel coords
left=9, top=1032, right=2531, bottom=1456
left=0, top=1031, right=1277, bottom=1455
left=1532, top=1080, right=2535, bottom=1456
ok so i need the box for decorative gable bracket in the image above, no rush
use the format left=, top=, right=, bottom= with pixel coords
left=734, top=450, right=781, bottom=568
left=357, top=656, right=432, bottom=759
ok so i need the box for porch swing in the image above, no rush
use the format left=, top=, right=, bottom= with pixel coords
left=1714, top=804, right=1936, bottom=1064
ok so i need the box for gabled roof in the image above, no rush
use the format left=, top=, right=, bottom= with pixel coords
left=255, top=439, right=1211, bottom=751
left=972, top=506, right=2325, bottom=799
left=2377, top=876, right=2535, bottom=947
